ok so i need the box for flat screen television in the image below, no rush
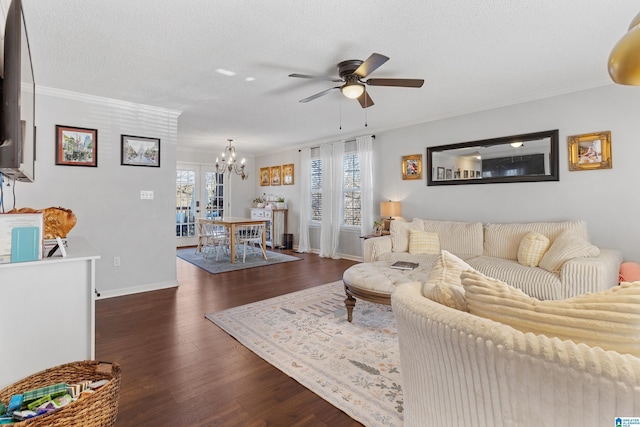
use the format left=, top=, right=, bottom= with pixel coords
left=0, top=0, right=35, bottom=182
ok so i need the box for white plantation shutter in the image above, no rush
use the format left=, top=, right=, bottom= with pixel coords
left=297, top=147, right=311, bottom=252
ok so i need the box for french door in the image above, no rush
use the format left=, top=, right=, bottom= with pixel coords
left=176, top=164, right=224, bottom=247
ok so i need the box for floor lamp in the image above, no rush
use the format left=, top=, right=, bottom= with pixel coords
left=380, top=201, right=401, bottom=235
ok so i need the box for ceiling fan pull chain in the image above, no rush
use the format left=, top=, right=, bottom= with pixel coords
left=364, top=88, right=368, bottom=127
left=339, top=103, right=342, bottom=130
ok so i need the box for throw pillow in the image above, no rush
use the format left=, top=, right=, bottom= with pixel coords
left=517, top=231, right=550, bottom=267
left=390, top=219, right=423, bottom=252
left=462, top=270, right=640, bottom=357
left=421, top=250, right=472, bottom=311
left=539, top=229, right=600, bottom=273
left=408, top=230, right=440, bottom=255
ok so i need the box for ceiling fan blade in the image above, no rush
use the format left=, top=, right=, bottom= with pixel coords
left=289, top=73, right=343, bottom=83
left=354, top=53, right=390, bottom=78
left=366, top=78, right=424, bottom=88
left=357, top=91, right=375, bottom=108
left=299, top=87, right=340, bottom=103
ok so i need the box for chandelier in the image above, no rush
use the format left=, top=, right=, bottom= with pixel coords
left=215, top=139, right=247, bottom=180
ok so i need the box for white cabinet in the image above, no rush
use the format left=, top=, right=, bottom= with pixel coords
left=251, top=208, right=288, bottom=248
left=0, top=237, right=99, bottom=388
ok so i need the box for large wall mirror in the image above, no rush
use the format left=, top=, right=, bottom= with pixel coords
left=427, top=129, right=559, bottom=186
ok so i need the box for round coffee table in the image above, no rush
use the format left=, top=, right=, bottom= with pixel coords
left=342, top=261, right=426, bottom=322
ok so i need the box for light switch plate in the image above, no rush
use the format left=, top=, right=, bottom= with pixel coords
left=140, top=190, right=154, bottom=200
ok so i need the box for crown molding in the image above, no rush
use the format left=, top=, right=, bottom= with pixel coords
left=36, top=85, right=183, bottom=119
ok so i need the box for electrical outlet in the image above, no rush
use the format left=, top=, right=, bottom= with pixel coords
left=113, top=256, right=121, bottom=267
left=140, top=190, right=154, bottom=200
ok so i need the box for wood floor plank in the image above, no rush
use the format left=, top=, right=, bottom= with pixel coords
left=96, top=250, right=361, bottom=427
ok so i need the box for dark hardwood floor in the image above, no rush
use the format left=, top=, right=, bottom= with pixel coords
left=96, top=250, right=361, bottom=426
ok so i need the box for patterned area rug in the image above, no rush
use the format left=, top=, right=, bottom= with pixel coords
left=206, top=281, right=403, bottom=426
left=176, top=247, right=301, bottom=275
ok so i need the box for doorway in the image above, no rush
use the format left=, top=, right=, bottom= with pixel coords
left=176, top=164, right=224, bottom=247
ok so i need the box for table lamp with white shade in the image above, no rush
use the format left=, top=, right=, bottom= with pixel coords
left=380, top=201, right=401, bottom=234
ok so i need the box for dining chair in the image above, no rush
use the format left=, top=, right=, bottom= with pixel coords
left=234, top=224, right=267, bottom=263
left=197, top=221, right=230, bottom=260
left=196, top=220, right=214, bottom=254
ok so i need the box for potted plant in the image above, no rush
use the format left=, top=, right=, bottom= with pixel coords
left=276, top=197, right=286, bottom=209
left=253, top=196, right=265, bottom=208
left=373, top=220, right=383, bottom=236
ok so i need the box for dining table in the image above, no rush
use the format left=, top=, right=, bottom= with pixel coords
left=199, top=217, right=267, bottom=264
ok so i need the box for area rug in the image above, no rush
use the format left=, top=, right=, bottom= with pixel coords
left=206, top=281, right=403, bottom=426
left=176, top=247, right=301, bottom=275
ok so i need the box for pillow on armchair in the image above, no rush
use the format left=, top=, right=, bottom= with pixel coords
left=462, top=270, right=640, bottom=357
left=422, top=250, right=471, bottom=311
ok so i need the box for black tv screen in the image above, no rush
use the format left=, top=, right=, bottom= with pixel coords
left=0, top=0, right=35, bottom=182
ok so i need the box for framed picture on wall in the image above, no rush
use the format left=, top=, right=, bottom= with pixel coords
left=260, top=167, right=270, bottom=186
left=121, top=135, right=160, bottom=167
left=55, top=125, right=98, bottom=167
left=282, top=163, right=294, bottom=185
left=270, top=165, right=282, bottom=186
left=568, top=131, right=612, bottom=171
left=402, top=154, right=422, bottom=180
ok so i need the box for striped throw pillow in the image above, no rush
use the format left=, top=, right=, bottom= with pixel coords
left=539, top=229, right=599, bottom=273
left=409, top=230, right=440, bottom=254
left=390, top=219, right=423, bottom=252
left=462, top=269, right=640, bottom=357
left=422, top=250, right=470, bottom=311
left=517, top=231, right=550, bottom=267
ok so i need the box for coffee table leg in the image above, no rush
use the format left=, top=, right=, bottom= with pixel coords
left=344, top=294, right=356, bottom=322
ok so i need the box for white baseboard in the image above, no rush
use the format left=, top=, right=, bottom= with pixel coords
left=97, top=280, right=179, bottom=299
left=294, top=246, right=363, bottom=262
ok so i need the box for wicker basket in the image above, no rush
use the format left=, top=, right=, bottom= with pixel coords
left=0, top=360, right=121, bottom=427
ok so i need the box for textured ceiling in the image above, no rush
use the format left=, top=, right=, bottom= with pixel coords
left=18, top=1, right=638, bottom=155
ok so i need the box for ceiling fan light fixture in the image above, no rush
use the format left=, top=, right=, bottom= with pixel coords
left=609, top=11, right=640, bottom=85
left=341, top=82, right=365, bottom=99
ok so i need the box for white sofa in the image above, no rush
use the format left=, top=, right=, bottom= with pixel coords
left=392, top=281, right=640, bottom=426
left=358, top=218, right=622, bottom=299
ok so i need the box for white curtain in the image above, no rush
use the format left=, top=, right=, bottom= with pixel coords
left=329, top=141, right=344, bottom=258
left=357, top=135, right=374, bottom=236
left=297, top=147, right=311, bottom=252
left=319, top=143, right=334, bottom=257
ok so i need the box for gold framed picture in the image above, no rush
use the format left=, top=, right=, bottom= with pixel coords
left=270, top=165, right=282, bottom=186
left=402, top=154, right=422, bottom=180
left=282, top=163, right=294, bottom=185
left=260, top=167, right=270, bottom=186
left=568, top=131, right=612, bottom=171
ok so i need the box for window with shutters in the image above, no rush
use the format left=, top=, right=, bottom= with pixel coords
left=310, top=158, right=322, bottom=222
left=308, top=150, right=361, bottom=227
left=343, top=152, right=361, bottom=227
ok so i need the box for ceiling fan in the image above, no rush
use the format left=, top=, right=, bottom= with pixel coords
left=289, top=53, right=424, bottom=108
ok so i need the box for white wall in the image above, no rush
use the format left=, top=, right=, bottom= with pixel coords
left=251, top=150, right=301, bottom=244
left=264, top=84, right=640, bottom=263
left=1, top=87, right=181, bottom=297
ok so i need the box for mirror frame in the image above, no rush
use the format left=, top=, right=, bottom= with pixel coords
left=426, top=129, right=559, bottom=186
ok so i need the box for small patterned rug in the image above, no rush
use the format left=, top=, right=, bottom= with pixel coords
left=206, top=281, right=403, bottom=426
left=177, top=247, right=301, bottom=275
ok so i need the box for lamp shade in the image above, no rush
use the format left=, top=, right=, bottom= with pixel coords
left=341, top=82, right=365, bottom=99
left=609, top=11, right=640, bottom=85
left=380, top=201, right=401, bottom=218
